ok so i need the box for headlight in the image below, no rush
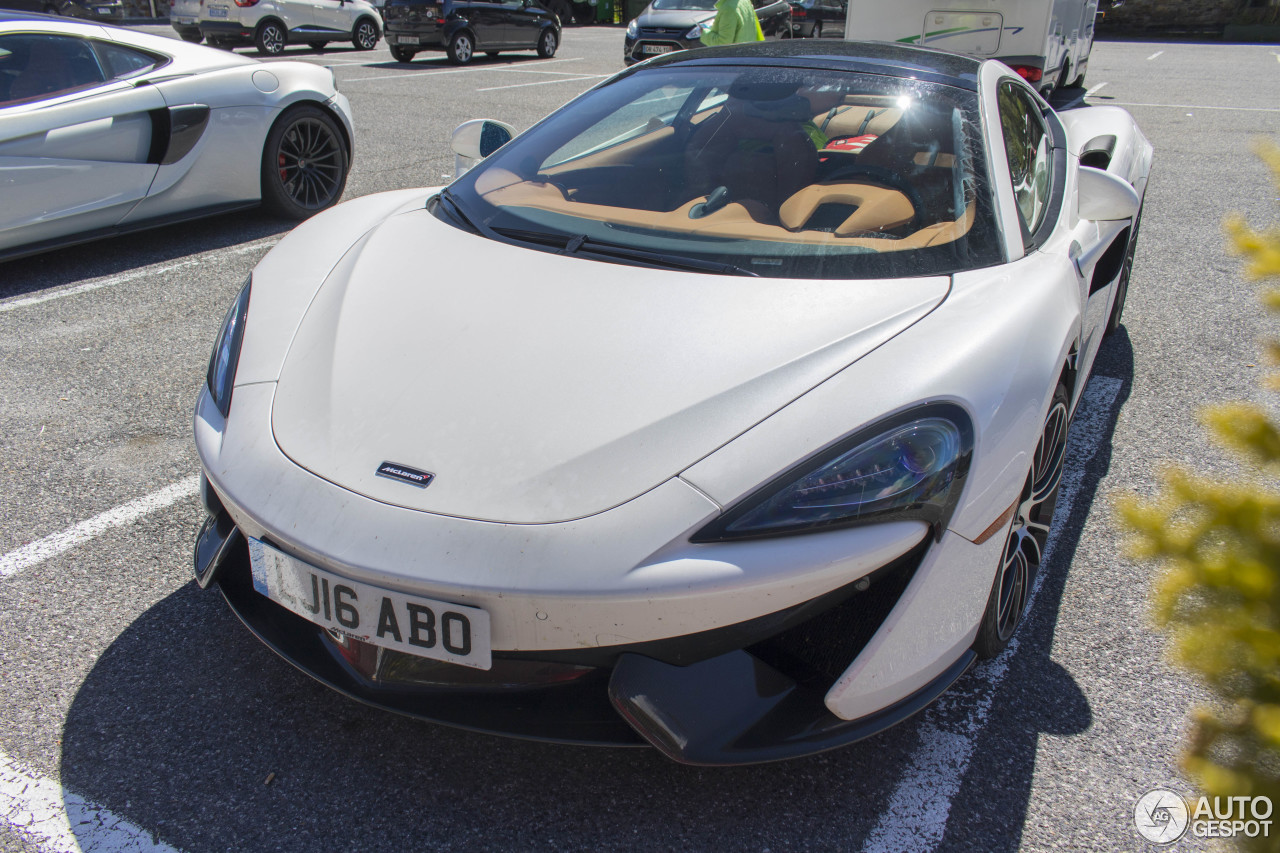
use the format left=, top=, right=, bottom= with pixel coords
left=685, top=21, right=709, bottom=38
left=206, top=277, right=251, bottom=418
left=693, top=405, right=973, bottom=541
left=626, top=18, right=638, bottom=37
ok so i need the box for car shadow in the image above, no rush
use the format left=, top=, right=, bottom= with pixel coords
left=368, top=53, right=553, bottom=69
left=53, top=336, right=1134, bottom=851
left=0, top=211, right=293, bottom=302
left=940, top=327, right=1137, bottom=851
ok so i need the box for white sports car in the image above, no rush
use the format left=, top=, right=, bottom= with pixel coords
left=0, top=12, right=353, bottom=261
left=194, top=41, right=1151, bottom=764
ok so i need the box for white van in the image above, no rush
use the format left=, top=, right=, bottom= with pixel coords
left=845, top=0, right=1100, bottom=95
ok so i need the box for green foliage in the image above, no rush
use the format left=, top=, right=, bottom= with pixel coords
left=1118, top=142, right=1280, bottom=851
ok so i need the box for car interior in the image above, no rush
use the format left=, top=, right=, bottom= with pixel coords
left=473, top=76, right=978, bottom=253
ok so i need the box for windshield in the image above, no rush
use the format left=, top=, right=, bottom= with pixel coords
left=443, top=64, right=1002, bottom=279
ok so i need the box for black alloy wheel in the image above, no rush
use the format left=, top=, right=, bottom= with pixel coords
left=974, top=384, right=1069, bottom=658
left=1105, top=202, right=1144, bottom=336
left=260, top=105, right=349, bottom=219
left=353, top=17, right=379, bottom=49
left=447, top=31, right=473, bottom=63
left=255, top=20, right=286, bottom=55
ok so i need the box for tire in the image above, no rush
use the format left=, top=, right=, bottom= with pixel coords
left=260, top=104, right=349, bottom=220
left=536, top=27, right=556, bottom=58
left=255, top=20, right=286, bottom=56
left=180, top=31, right=203, bottom=43
left=1105, top=202, right=1144, bottom=336
left=811, top=20, right=821, bottom=38
left=352, top=16, right=379, bottom=50
left=447, top=31, right=473, bottom=64
left=390, top=45, right=416, bottom=62
left=307, top=40, right=329, bottom=50
left=974, top=383, right=1069, bottom=659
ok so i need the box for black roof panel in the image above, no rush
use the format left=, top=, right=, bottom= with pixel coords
left=637, top=40, right=982, bottom=91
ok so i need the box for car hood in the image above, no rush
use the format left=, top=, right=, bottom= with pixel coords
left=270, top=208, right=949, bottom=523
left=636, top=8, right=713, bottom=27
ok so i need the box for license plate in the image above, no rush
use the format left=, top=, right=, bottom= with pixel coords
left=174, top=15, right=194, bottom=23
left=248, top=537, right=492, bottom=670
left=642, top=44, right=674, bottom=54
left=392, top=34, right=419, bottom=44
left=208, top=5, right=228, bottom=16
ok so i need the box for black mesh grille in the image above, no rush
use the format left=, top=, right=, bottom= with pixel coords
left=747, top=543, right=926, bottom=689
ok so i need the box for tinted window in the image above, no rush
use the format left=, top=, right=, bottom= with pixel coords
left=997, top=81, right=1052, bottom=243
left=0, top=33, right=105, bottom=106
left=445, top=65, right=1002, bottom=279
left=94, top=41, right=164, bottom=79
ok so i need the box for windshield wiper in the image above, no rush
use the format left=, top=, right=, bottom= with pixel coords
left=491, top=227, right=757, bottom=277
left=436, top=188, right=500, bottom=241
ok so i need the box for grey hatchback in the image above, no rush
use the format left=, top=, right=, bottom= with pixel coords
left=623, top=0, right=790, bottom=66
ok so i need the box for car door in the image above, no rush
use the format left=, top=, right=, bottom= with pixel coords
left=463, top=0, right=510, bottom=46
left=504, top=0, right=541, bottom=47
left=0, top=32, right=166, bottom=254
left=309, top=0, right=355, bottom=38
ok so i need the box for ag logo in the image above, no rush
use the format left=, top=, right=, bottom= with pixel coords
left=1135, top=789, right=1190, bottom=844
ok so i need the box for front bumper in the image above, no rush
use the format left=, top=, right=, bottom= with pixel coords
left=196, top=500, right=975, bottom=763
left=623, top=32, right=695, bottom=65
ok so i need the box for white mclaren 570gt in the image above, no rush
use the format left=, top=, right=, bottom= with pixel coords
left=194, top=41, right=1151, bottom=765
left=0, top=11, right=353, bottom=261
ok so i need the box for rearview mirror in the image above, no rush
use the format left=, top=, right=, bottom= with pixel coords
left=450, top=119, right=516, bottom=178
left=1076, top=165, right=1140, bottom=222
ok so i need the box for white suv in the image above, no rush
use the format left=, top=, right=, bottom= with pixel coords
left=200, top=0, right=382, bottom=55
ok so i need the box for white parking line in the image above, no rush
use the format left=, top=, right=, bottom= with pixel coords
left=0, top=240, right=278, bottom=314
left=1, top=750, right=183, bottom=853
left=1146, top=50, right=1164, bottom=60
left=860, top=375, right=1124, bottom=853
left=0, top=476, right=199, bottom=580
left=1085, top=81, right=1108, bottom=97
left=477, top=74, right=608, bottom=91
left=342, top=56, right=583, bottom=83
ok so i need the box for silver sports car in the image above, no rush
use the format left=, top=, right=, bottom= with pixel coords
left=0, top=12, right=353, bottom=261
left=194, top=41, right=1150, bottom=765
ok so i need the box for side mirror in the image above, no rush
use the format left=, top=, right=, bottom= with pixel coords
left=450, top=118, right=516, bottom=178
left=1076, top=165, right=1140, bottom=222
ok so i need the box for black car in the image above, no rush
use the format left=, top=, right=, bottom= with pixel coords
left=383, top=0, right=561, bottom=64
left=0, top=0, right=125, bottom=20
left=623, top=0, right=790, bottom=66
left=788, top=0, right=842, bottom=38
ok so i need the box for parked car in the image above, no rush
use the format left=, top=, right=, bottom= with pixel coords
left=193, top=40, right=1151, bottom=764
left=0, top=0, right=124, bottom=20
left=0, top=11, right=354, bottom=261
left=382, top=0, right=560, bottom=65
left=170, top=0, right=201, bottom=41
left=789, top=0, right=842, bottom=38
left=623, top=0, right=790, bottom=65
left=199, top=0, right=381, bottom=56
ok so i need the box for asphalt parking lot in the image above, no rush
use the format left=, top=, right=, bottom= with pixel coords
left=2, top=27, right=1279, bottom=853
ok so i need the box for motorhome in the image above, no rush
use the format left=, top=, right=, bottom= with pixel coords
left=845, top=0, right=1100, bottom=95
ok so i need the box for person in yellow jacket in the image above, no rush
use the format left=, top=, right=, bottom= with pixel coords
left=697, top=0, right=765, bottom=46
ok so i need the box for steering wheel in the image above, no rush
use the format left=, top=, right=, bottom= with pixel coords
left=820, top=163, right=925, bottom=230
